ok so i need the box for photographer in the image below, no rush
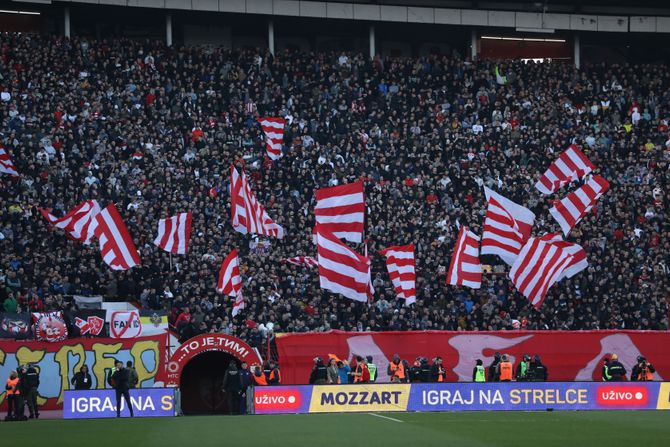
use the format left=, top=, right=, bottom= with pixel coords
left=631, top=356, right=656, bottom=381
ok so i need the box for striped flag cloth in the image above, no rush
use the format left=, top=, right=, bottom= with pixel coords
left=230, top=166, right=284, bottom=238
left=217, top=249, right=244, bottom=316
left=283, top=256, right=319, bottom=268
left=538, top=233, right=588, bottom=281
left=549, top=175, right=610, bottom=236
left=314, top=182, right=365, bottom=243
left=509, top=236, right=575, bottom=308
left=39, top=200, right=101, bottom=245
left=481, top=187, right=535, bottom=266
left=364, top=240, right=374, bottom=302
left=535, top=145, right=595, bottom=195
left=153, top=212, right=192, bottom=255
left=257, top=117, right=285, bottom=160
left=379, top=244, right=417, bottom=305
left=0, top=146, right=19, bottom=176
left=93, top=205, right=141, bottom=271
left=447, top=227, right=483, bottom=289
left=315, top=225, right=370, bottom=302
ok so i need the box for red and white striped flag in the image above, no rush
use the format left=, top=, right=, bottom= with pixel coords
left=364, top=240, right=374, bottom=302
left=549, top=175, right=610, bottom=236
left=539, top=233, right=588, bottom=281
left=315, top=225, right=370, bottom=302
left=153, top=212, right=192, bottom=255
left=314, top=182, right=365, bottom=243
left=0, top=146, right=19, bottom=177
left=283, top=256, right=319, bottom=268
left=93, top=205, right=141, bottom=271
left=481, top=187, right=535, bottom=266
left=509, top=236, right=576, bottom=308
left=379, top=244, right=417, bottom=305
left=39, top=200, right=101, bottom=244
left=230, top=166, right=284, bottom=238
left=258, top=117, right=285, bottom=160
left=217, top=249, right=244, bottom=317
left=535, top=144, right=595, bottom=195
left=447, top=227, right=483, bottom=289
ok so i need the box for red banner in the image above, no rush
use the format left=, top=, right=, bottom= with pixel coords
left=0, top=334, right=166, bottom=410
left=276, top=330, right=670, bottom=384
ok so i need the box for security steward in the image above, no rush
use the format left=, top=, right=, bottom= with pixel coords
left=607, top=354, right=627, bottom=381
left=601, top=357, right=611, bottom=381
left=388, top=354, right=407, bottom=383
left=309, top=357, right=328, bottom=384
left=353, top=356, right=370, bottom=383
left=473, top=359, right=486, bottom=382
left=499, top=354, right=513, bottom=382
left=252, top=364, right=268, bottom=386
left=267, top=360, right=282, bottom=385
left=431, top=357, right=447, bottom=382
left=516, top=355, right=530, bottom=381
left=5, top=371, right=21, bottom=421
left=366, top=356, right=377, bottom=382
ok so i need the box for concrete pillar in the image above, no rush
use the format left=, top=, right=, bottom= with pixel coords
left=268, top=20, right=275, bottom=56
left=166, top=13, right=173, bottom=47
left=573, top=33, right=581, bottom=69
left=64, top=7, right=71, bottom=38
left=369, top=24, right=376, bottom=60
left=470, top=28, right=477, bottom=60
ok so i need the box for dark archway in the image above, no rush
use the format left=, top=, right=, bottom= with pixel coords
left=180, top=351, right=237, bottom=415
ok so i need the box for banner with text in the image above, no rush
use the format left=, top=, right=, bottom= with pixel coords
left=0, top=334, right=166, bottom=411
left=64, top=388, right=175, bottom=418
left=275, top=330, right=670, bottom=384
left=252, top=382, right=670, bottom=414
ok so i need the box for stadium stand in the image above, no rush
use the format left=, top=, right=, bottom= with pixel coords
left=0, top=32, right=668, bottom=352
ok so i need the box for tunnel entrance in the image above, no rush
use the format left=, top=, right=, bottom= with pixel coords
left=180, top=351, right=238, bottom=415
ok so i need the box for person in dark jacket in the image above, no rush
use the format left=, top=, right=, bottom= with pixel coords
left=607, top=354, right=627, bottom=381
left=528, top=355, right=548, bottom=382
left=419, top=357, right=432, bottom=382
left=24, top=364, right=40, bottom=419
left=409, top=357, right=423, bottom=382
left=430, top=357, right=446, bottom=382
left=71, top=365, right=93, bottom=390
left=222, top=362, right=242, bottom=415
left=309, top=357, right=328, bottom=384
left=126, top=361, right=139, bottom=388
left=109, top=360, right=133, bottom=418
left=239, top=362, right=253, bottom=414
left=488, top=352, right=501, bottom=382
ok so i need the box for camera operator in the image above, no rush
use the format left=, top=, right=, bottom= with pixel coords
left=631, top=356, right=656, bottom=381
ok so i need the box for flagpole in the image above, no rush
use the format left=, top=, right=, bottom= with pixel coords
left=169, top=252, right=173, bottom=270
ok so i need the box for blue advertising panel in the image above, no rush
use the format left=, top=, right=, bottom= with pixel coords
left=63, top=388, right=176, bottom=419
left=408, top=382, right=666, bottom=412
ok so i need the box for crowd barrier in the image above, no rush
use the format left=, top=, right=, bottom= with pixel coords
left=63, top=388, right=176, bottom=419
left=253, top=382, right=670, bottom=414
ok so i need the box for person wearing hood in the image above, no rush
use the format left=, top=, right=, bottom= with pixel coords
left=309, top=357, right=328, bottom=385
left=528, top=355, right=548, bottom=382
left=488, top=352, right=502, bottom=382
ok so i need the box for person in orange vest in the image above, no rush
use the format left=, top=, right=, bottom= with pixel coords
left=352, top=356, right=370, bottom=383
left=430, top=357, right=447, bottom=382
left=252, top=364, right=268, bottom=386
left=499, top=354, right=513, bottom=382
left=631, top=356, right=656, bottom=381
left=267, top=360, right=281, bottom=385
left=387, top=354, right=408, bottom=383
left=5, top=371, right=20, bottom=421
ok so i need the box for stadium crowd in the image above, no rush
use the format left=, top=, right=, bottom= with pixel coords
left=0, top=33, right=668, bottom=349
